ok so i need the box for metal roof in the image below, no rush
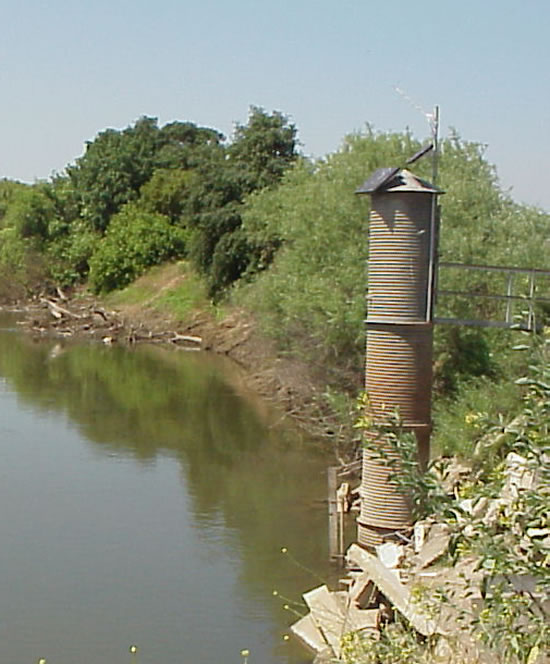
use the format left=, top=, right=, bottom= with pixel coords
left=356, top=168, right=442, bottom=195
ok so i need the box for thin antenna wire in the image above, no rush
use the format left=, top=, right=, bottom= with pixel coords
left=431, top=105, right=440, bottom=186
left=427, top=105, right=440, bottom=322
left=393, top=87, right=433, bottom=126
left=393, top=87, right=440, bottom=174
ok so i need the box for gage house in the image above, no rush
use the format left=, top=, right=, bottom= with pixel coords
left=355, top=167, right=442, bottom=548
left=354, top=164, right=550, bottom=550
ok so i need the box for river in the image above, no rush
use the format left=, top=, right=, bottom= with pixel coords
left=0, top=313, right=337, bottom=664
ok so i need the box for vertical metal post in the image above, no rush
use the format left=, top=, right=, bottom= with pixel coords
left=505, top=272, right=514, bottom=324
left=528, top=271, right=536, bottom=331
left=426, top=106, right=440, bottom=323
left=328, top=467, right=339, bottom=561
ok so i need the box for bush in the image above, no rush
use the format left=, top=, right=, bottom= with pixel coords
left=46, top=220, right=100, bottom=287
left=0, top=228, right=50, bottom=299
left=88, top=205, right=188, bottom=293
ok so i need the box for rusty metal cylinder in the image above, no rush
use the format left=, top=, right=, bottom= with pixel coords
left=357, top=323, right=433, bottom=548
left=355, top=169, right=440, bottom=548
left=364, top=323, right=433, bottom=426
left=367, top=192, right=433, bottom=321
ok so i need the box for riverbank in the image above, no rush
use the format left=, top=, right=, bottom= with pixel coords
left=8, top=263, right=355, bottom=456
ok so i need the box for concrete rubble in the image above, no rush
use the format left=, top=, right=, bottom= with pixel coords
left=290, top=454, right=549, bottom=664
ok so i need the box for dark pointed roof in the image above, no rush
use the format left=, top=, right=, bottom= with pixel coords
left=356, top=168, right=443, bottom=195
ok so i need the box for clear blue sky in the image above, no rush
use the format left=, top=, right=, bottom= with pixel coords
left=1, top=0, right=549, bottom=211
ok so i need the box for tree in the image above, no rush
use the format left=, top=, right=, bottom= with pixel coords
left=67, top=116, right=159, bottom=232
left=229, top=106, right=298, bottom=192
left=155, top=121, right=223, bottom=170
left=185, top=107, right=299, bottom=296
left=67, top=117, right=225, bottom=235
left=3, top=184, right=55, bottom=242
left=138, top=168, right=196, bottom=224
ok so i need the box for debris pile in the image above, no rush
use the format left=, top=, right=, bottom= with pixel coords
left=291, top=454, right=549, bottom=664
left=20, top=296, right=202, bottom=348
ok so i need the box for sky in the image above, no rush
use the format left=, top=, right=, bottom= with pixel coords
left=1, top=0, right=549, bottom=211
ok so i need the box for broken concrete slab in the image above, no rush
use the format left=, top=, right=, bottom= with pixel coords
left=438, top=459, right=472, bottom=495
left=503, top=452, right=537, bottom=496
left=346, top=544, right=440, bottom=637
left=376, top=542, right=404, bottom=569
left=415, top=523, right=450, bottom=570
left=347, top=605, right=381, bottom=631
left=414, top=521, right=427, bottom=553
left=349, top=570, right=376, bottom=608
left=332, top=591, right=381, bottom=631
left=301, top=584, right=383, bottom=658
left=303, top=585, right=348, bottom=656
left=346, top=542, right=375, bottom=570
left=290, top=613, right=331, bottom=658
left=433, top=633, right=488, bottom=664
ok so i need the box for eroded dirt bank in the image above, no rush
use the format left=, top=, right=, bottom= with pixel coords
left=7, top=290, right=353, bottom=453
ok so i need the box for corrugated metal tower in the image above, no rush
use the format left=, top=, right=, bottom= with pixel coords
left=355, top=167, right=442, bottom=548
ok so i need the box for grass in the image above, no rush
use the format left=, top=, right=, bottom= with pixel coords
left=432, top=374, right=524, bottom=459
left=154, top=270, right=211, bottom=322
left=104, top=261, right=213, bottom=322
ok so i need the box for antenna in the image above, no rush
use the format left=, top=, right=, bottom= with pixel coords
left=427, top=105, right=440, bottom=321
left=431, top=105, right=440, bottom=186
left=393, top=86, right=440, bottom=182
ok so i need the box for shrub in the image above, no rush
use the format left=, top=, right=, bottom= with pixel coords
left=88, top=205, right=188, bottom=293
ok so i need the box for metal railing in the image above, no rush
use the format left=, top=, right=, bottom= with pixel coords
left=434, top=261, right=550, bottom=331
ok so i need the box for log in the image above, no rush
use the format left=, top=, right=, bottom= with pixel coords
left=41, top=298, right=83, bottom=320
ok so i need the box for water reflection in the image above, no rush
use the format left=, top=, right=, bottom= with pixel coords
left=0, top=314, right=334, bottom=664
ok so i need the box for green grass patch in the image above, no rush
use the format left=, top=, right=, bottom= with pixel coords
left=104, top=261, right=213, bottom=322
left=153, top=270, right=210, bottom=322
left=432, top=373, right=524, bottom=460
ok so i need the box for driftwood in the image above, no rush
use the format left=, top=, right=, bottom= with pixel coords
left=26, top=297, right=203, bottom=350
left=41, top=298, right=83, bottom=320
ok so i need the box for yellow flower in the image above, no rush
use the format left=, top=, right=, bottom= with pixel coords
left=464, top=412, right=477, bottom=425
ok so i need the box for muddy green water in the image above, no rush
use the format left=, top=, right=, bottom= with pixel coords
left=0, top=313, right=336, bottom=664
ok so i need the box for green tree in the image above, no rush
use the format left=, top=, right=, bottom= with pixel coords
left=155, top=121, right=222, bottom=170
left=138, top=168, right=196, bottom=223
left=186, top=107, right=299, bottom=296
left=67, top=116, right=159, bottom=232
left=229, top=106, right=298, bottom=191
left=2, top=184, right=55, bottom=243
left=67, top=117, right=224, bottom=234
left=0, top=179, right=29, bottom=228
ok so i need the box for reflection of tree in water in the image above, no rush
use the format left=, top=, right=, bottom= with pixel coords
left=0, top=327, right=335, bottom=635
left=0, top=331, right=265, bottom=463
